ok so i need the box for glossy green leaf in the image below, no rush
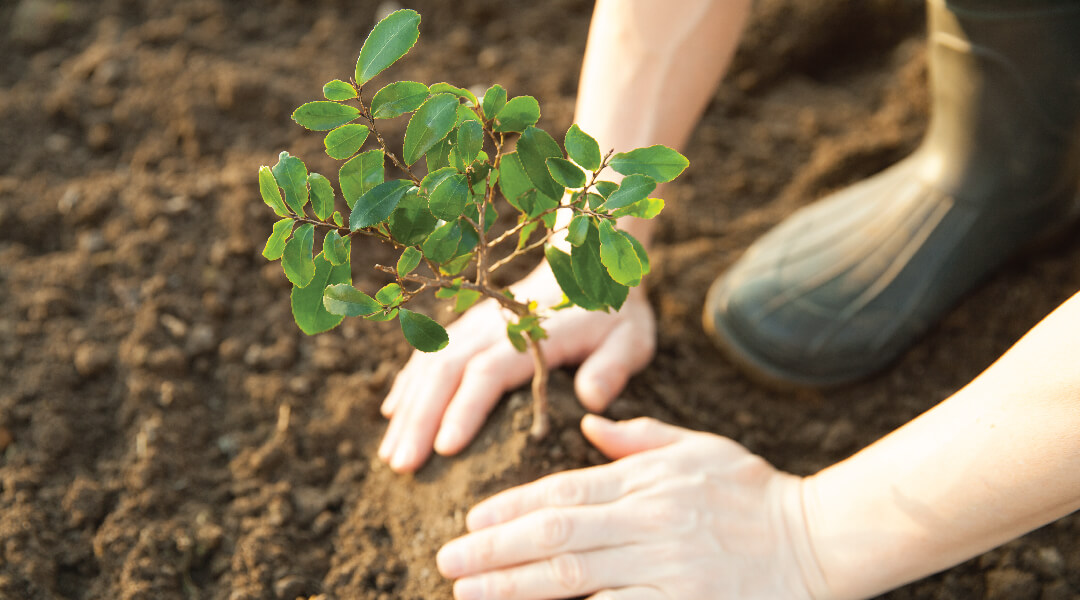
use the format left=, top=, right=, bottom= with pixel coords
left=454, top=289, right=481, bottom=312
left=546, top=157, right=586, bottom=189
left=516, top=126, right=563, bottom=200
left=399, top=309, right=449, bottom=353
left=350, top=179, right=414, bottom=229
left=323, top=230, right=350, bottom=265
left=429, top=82, right=478, bottom=107
left=397, top=246, right=422, bottom=276
left=339, top=149, right=384, bottom=209
left=282, top=223, right=316, bottom=288
left=572, top=222, right=628, bottom=310
left=323, top=79, right=356, bottom=101
left=422, top=220, right=462, bottom=263
left=292, top=101, right=360, bottom=131
left=517, top=219, right=539, bottom=250
left=365, top=308, right=399, bottom=322
left=388, top=190, right=438, bottom=245
left=498, top=152, right=535, bottom=210
left=602, top=174, right=656, bottom=211
left=272, top=151, right=309, bottom=215
left=455, top=119, right=484, bottom=164
left=403, top=93, right=458, bottom=166
left=565, top=124, right=601, bottom=172
left=594, top=180, right=618, bottom=198
left=493, top=96, right=540, bottom=133
left=323, top=283, right=380, bottom=317
left=516, top=189, right=559, bottom=219
left=506, top=326, right=527, bottom=352
left=375, top=282, right=403, bottom=306
left=439, top=252, right=473, bottom=276
left=263, top=218, right=294, bottom=260
left=307, top=172, right=336, bottom=220
left=428, top=173, right=469, bottom=221
left=545, top=245, right=602, bottom=311
left=610, top=197, right=665, bottom=220
left=426, top=136, right=452, bottom=172
left=566, top=214, right=589, bottom=247
left=370, top=80, right=429, bottom=119
left=332, top=211, right=344, bottom=227
left=456, top=103, right=482, bottom=125
left=259, top=166, right=289, bottom=217
left=323, top=124, right=369, bottom=160
left=625, top=230, right=650, bottom=276
left=420, top=167, right=457, bottom=196
left=355, top=9, right=421, bottom=85
left=598, top=219, right=642, bottom=286
left=292, top=252, right=350, bottom=334
left=463, top=202, right=497, bottom=234
left=481, top=84, right=507, bottom=120
left=609, top=145, right=689, bottom=183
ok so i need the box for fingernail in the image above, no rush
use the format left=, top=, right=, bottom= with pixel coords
left=434, top=424, right=462, bottom=455
left=454, top=577, right=482, bottom=600
left=436, top=544, right=462, bottom=577
left=391, top=446, right=415, bottom=472
left=377, top=437, right=392, bottom=462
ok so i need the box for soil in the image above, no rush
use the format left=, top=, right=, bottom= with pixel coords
left=2, top=0, right=1079, bottom=599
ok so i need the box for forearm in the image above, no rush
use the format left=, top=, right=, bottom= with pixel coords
left=574, top=0, right=749, bottom=244
left=801, top=292, right=1080, bottom=599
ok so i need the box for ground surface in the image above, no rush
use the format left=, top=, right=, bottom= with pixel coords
left=2, top=0, right=1079, bottom=598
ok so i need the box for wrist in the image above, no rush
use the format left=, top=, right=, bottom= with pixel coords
left=774, top=473, right=834, bottom=600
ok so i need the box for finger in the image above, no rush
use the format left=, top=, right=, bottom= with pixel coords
left=573, top=319, right=655, bottom=412
left=381, top=356, right=420, bottom=417
left=581, top=415, right=695, bottom=461
left=465, top=461, right=631, bottom=531
left=586, top=588, right=666, bottom=600
left=386, top=360, right=469, bottom=472
left=434, top=342, right=537, bottom=455
left=449, top=547, right=644, bottom=600
left=440, top=504, right=632, bottom=578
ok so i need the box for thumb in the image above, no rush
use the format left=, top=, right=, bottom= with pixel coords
left=581, top=414, right=695, bottom=460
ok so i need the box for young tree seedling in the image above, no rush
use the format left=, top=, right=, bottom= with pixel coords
left=257, top=9, right=687, bottom=439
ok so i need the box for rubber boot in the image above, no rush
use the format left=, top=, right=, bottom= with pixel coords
left=703, top=0, right=1080, bottom=387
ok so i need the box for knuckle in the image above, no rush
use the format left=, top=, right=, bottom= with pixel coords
left=535, top=508, right=572, bottom=549
left=546, top=475, right=587, bottom=506
left=549, top=553, right=588, bottom=592
left=465, top=353, right=502, bottom=380
left=490, top=571, right=517, bottom=598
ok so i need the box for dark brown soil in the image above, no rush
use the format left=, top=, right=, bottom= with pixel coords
left=2, top=0, right=1079, bottom=598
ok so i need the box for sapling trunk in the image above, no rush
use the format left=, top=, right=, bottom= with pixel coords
left=255, top=8, right=686, bottom=449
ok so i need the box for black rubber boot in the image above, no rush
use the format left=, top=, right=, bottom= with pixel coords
left=704, top=0, right=1080, bottom=387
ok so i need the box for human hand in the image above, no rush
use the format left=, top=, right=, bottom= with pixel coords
left=436, top=416, right=829, bottom=600
left=377, top=264, right=657, bottom=473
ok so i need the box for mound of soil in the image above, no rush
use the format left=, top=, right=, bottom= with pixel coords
left=2, top=0, right=1078, bottom=598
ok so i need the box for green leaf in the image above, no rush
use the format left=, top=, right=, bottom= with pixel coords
left=609, top=145, right=689, bottom=183
left=399, top=309, right=449, bottom=353
left=332, top=211, right=344, bottom=227
left=456, top=103, right=482, bottom=125
left=625, top=230, right=650, bottom=276
left=516, top=189, right=559, bottom=219
left=611, top=197, right=665, bottom=220
left=420, top=167, right=457, bottom=196
left=566, top=214, right=590, bottom=247
left=493, top=96, right=540, bottom=133
left=546, top=157, right=586, bottom=189
left=429, top=82, right=478, bottom=106
left=598, top=219, right=642, bottom=286
left=263, top=218, right=294, bottom=260
left=259, top=166, right=290, bottom=217
left=516, top=126, right=564, bottom=200
left=282, top=223, right=316, bottom=288
left=439, top=252, right=473, bottom=276
left=426, top=136, right=452, bottom=172
left=272, top=151, right=309, bottom=215
left=370, top=81, right=429, bottom=119
left=565, top=124, right=601, bottom=171
left=292, top=101, right=361, bottom=131
left=498, top=152, right=535, bottom=210
left=376, top=282, right=403, bottom=306
left=339, top=149, right=384, bottom=210
left=572, top=222, right=628, bottom=310
left=517, top=219, right=540, bottom=250
left=428, top=173, right=469, bottom=221
left=323, top=124, right=370, bottom=160
left=323, top=283, right=381, bottom=317
left=323, top=79, right=357, bottom=101
left=397, top=246, right=422, bottom=276
left=350, top=179, right=414, bottom=229
left=544, top=245, right=602, bottom=311
left=292, top=253, right=351, bottom=334
left=355, top=8, right=421, bottom=85
left=403, top=93, right=459, bottom=166
left=454, top=289, right=481, bottom=312
left=323, top=230, right=350, bottom=265
left=481, top=84, right=507, bottom=120
left=602, top=174, right=656, bottom=211
left=388, top=190, right=438, bottom=245
left=455, top=120, right=484, bottom=164
left=422, top=220, right=462, bottom=263
left=307, top=172, right=336, bottom=220
left=365, top=308, right=399, bottom=322
left=594, top=180, right=618, bottom=198
left=506, top=326, right=527, bottom=352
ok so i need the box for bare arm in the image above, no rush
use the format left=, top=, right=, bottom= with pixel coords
left=804, top=291, right=1080, bottom=599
